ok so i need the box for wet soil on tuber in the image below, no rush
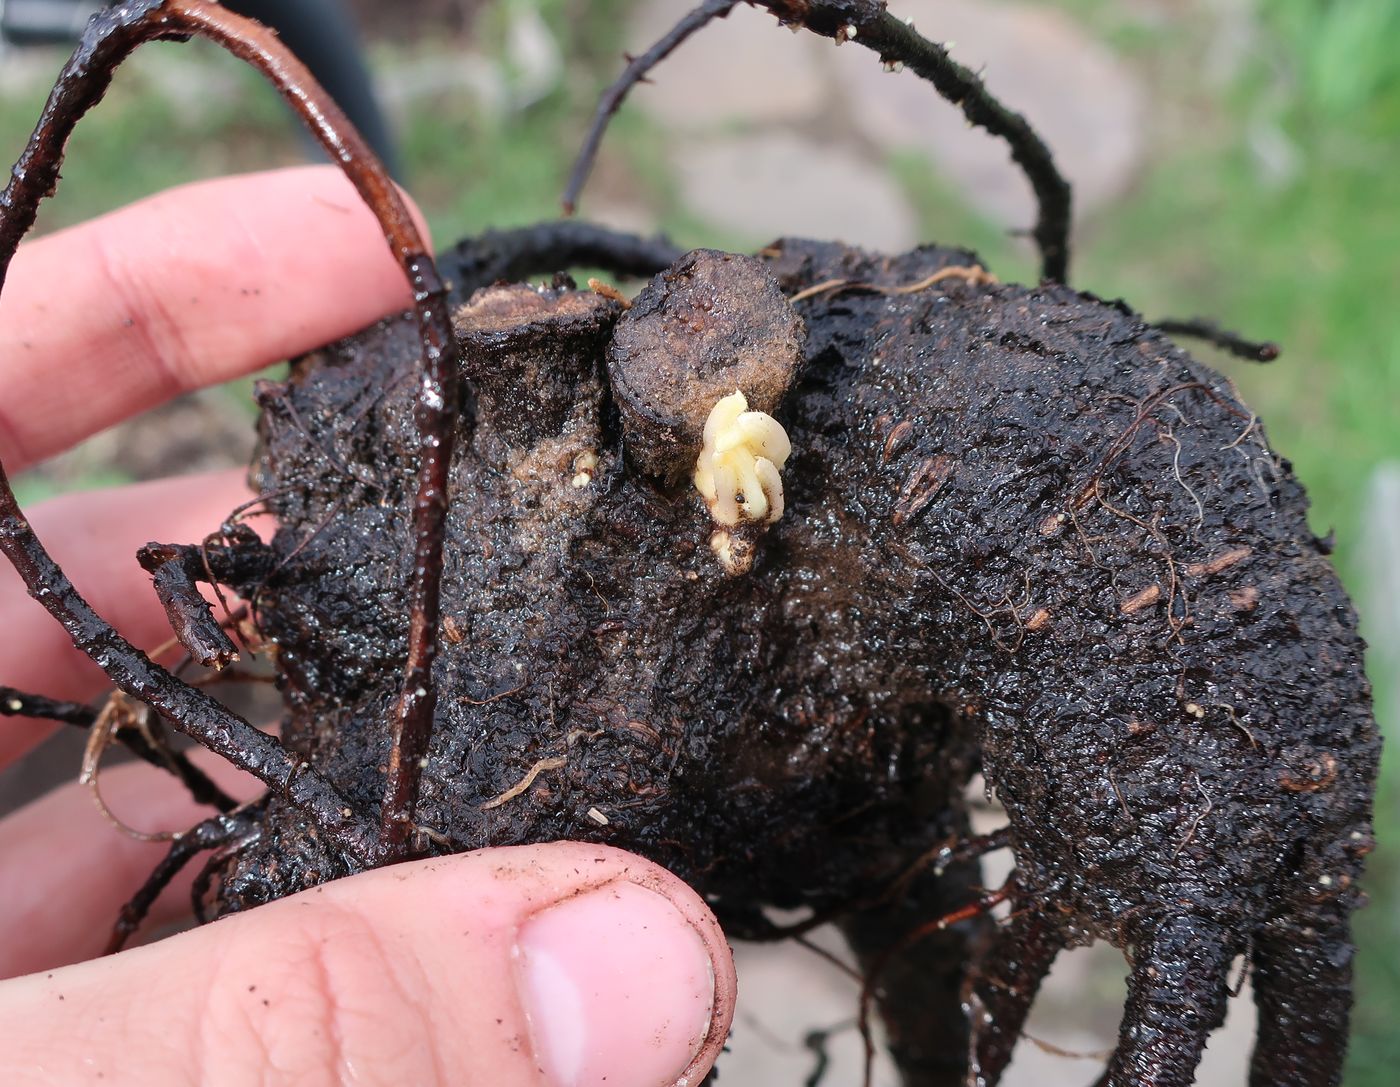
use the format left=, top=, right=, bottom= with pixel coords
left=166, top=232, right=1376, bottom=1086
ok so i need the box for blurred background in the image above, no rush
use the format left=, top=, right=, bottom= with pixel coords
left=1, top=0, right=1396, bottom=1082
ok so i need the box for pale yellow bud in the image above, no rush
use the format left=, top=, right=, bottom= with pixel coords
left=693, top=391, right=791, bottom=527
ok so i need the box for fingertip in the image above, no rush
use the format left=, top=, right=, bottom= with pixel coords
left=0, top=843, right=734, bottom=1087
left=517, top=876, right=729, bottom=1087
left=345, top=843, right=737, bottom=1086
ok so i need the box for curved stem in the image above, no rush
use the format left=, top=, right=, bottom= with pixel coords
left=444, top=220, right=683, bottom=295
left=561, top=0, right=738, bottom=215
left=803, top=3, right=1071, bottom=282
left=563, top=0, right=1072, bottom=282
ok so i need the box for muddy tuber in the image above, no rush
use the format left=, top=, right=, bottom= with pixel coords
left=0, top=2, right=1380, bottom=1087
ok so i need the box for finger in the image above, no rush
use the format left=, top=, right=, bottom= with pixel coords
left=0, top=753, right=262, bottom=980
left=0, top=165, right=429, bottom=473
left=0, top=843, right=737, bottom=1087
left=0, top=470, right=254, bottom=767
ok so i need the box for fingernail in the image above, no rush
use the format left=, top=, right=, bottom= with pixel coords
left=516, top=880, right=717, bottom=1087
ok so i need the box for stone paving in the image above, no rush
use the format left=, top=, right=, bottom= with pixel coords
left=673, top=131, right=919, bottom=251
left=626, top=0, right=1146, bottom=251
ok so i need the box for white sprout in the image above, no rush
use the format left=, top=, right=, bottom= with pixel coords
left=693, top=391, right=791, bottom=527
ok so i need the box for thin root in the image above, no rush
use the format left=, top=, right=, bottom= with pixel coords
left=478, top=723, right=606, bottom=812
left=562, top=0, right=739, bottom=214
left=480, top=756, right=568, bottom=811
left=1171, top=772, right=1215, bottom=859
left=787, top=264, right=996, bottom=304
left=457, top=679, right=527, bottom=705
left=81, top=693, right=177, bottom=842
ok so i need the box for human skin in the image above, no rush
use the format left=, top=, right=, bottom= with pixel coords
left=0, top=167, right=735, bottom=1086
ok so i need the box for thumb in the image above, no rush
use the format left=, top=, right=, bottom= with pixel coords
left=0, top=843, right=735, bottom=1087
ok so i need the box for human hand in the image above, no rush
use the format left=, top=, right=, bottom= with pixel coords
left=0, top=167, right=736, bottom=1086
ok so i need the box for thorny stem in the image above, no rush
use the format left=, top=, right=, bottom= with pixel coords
left=564, top=0, right=1072, bottom=282
left=561, top=0, right=738, bottom=214
left=2, top=685, right=237, bottom=811
left=0, top=0, right=460, bottom=866
left=1155, top=317, right=1281, bottom=363
left=788, top=1, right=1071, bottom=282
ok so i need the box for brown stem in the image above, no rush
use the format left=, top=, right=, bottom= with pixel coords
left=564, top=0, right=1072, bottom=282
left=1155, top=317, right=1281, bottom=362
left=2, top=684, right=238, bottom=812
left=161, top=2, right=460, bottom=860
left=107, top=808, right=259, bottom=953
left=562, top=0, right=738, bottom=215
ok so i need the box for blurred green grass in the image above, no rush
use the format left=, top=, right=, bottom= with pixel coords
left=2, top=0, right=1397, bottom=1078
